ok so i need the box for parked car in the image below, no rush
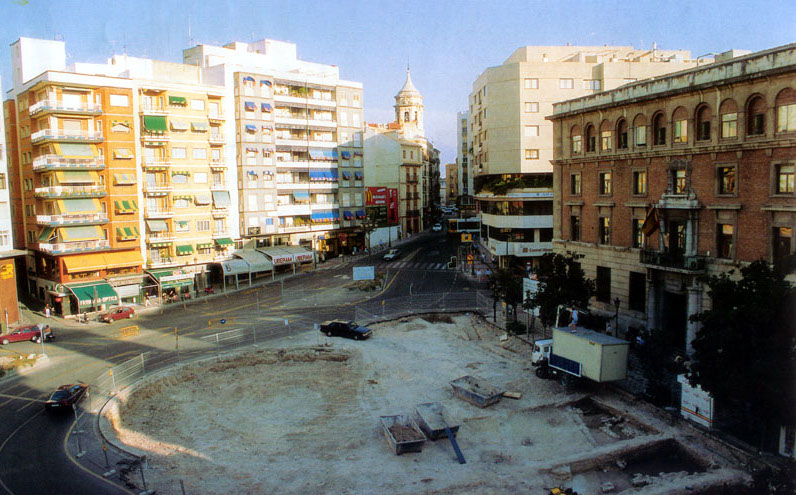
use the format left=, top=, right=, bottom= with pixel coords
left=432, top=223, right=443, bottom=232
left=100, top=306, right=135, bottom=323
left=0, top=323, right=54, bottom=345
left=44, top=384, right=88, bottom=411
left=383, top=249, right=400, bottom=261
left=319, top=320, right=372, bottom=340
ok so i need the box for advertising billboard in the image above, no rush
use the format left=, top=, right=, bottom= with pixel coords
left=366, top=187, right=398, bottom=226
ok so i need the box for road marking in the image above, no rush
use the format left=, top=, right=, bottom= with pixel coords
left=0, top=393, right=45, bottom=403
left=16, top=399, right=41, bottom=412
left=0, top=408, right=45, bottom=495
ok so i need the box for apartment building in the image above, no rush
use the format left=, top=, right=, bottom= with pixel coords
left=184, top=39, right=366, bottom=258
left=455, top=111, right=476, bottom=216
left=549, top=43, right=796, bottom=458
left=469, top=45, right=702, bottom=269
left=445, top=162, right=458, bottom=206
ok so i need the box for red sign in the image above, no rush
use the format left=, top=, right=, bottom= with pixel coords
left=366, top=187, right=389, bottom=206
left=387, top=188, right=398, bottom=224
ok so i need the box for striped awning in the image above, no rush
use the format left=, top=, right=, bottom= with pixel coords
left=194, top=192, right=212, bottom=205
left=244, top=102, right=256, bottom=111
left=176, top=244, right=194, bottom=256
left=168, top=96, right=187, bottom=106
left=55, top=170, right=98, bottom=184
left=58, top=198, right=101, bottom=214
left=341, top=151, right=351, bottom=159
left=356, top=210, right=366, bottom=219
left=59, top=225, right=103, bottom=242
left=343, top=211, right=354, bottom=220
left=146, top=220, right=168, bottom=232
left=191, top=121, right=208, bottom=131
left=341, top=171, right=352, bottom=179
left=114, top=173, right=136, bottom=185
left=354, top=171, right=363, bottom=179
left=113, top=148, right=134, bottom=159
left=261, top=103, right=272, bottom=112
left=170, top=120, right=189, bottom=131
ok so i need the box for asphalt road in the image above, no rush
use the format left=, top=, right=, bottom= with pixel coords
left=0, top=230, right=484, bottom=494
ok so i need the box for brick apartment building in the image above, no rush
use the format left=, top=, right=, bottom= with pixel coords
left=549, top=44, right=795, bottom=358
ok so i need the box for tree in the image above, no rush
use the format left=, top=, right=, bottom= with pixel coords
left=526, top=252, right=596, bottom=333
left=688, top=260, right=795, bottom=450
left=486, top=268, right=523, bottom=323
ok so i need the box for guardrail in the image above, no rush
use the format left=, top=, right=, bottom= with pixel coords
left=113, top=325, right=139, bottom=339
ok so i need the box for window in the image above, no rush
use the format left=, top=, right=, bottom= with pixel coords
left=599, top=171, right=612, bottom=195
left=559, top=78, right=574, bottom=89
left=632, top=219, right=645, bottom=248
left=524, top=78, right=538, bottom=89
left=716, top=223, right=734, bottom=259
left=175, top=220, right=190, bottom=233
left=596, top=266, right=611, bottom=303
left=582, top=79, right=601, bottom=90
left=632, top=170, right=647, bottom=195
left=525, top=149, right=539, bottom=159
left=629, top=272, right=646, bottom=312
left=524, top=125, right=539, bottom=137
left=109, top=94, right=129, bottom=107
left=721, top=112, right=737, bottom=138
left=585, top=125, right=596, bottom=152
left=572, top=135, right=582, bottom=154
left=192, top=148, right=207, bottom=160
left=617, top=120, right=628, bottom=149
left=776, top=88, right=796, bottom=132
left=174, top=198, right=190, bottom=208
left=634, top=124, right=647, bottom=147
left=775, top=163, right=794, bottom=194
left=599, top=217, right=611, bottom=245
left=747, top=95, right=766, bottom=136
left=524, top=102, right=539, bottom=113
left=172, top=147, right=186, bottom=159
left=717, top=166, right=736, bottom=195
left=339, top=112, right=348, bottom=126
left=653, top=113, right=666, bottom=145
left=696, top=105, right=712, bottom=141
left=190, top=99, right=205, bottom=111
left=353, top=113, right=360, bottom=127
left=674, top=169, right=687, bottom=194
left=194, top=172, right=207, bottom=184
left=0, top=173, right=6, bottom=190
left=570, top=215, right=580, bottom=241
left=673, top=119, right=688, bottom=143
left=601, top=131, right=612, bottom=151
left=773, top=227, right=792, bottom=263
left=570, top=173, right=581, bottom=195
left=196, top=220, right=210, bottom=232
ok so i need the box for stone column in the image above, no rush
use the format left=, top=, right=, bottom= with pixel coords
left=686, top=280, right=703, bottom=356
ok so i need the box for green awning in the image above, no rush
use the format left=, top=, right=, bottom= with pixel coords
left=196, top=242, right=213, bottom=249
left=146, top=269, right=194, bottom=290
left=124, top=227, right=137, bottom=238
left=143, top=115, right=167, bottom=132
left=169, top=96, right=187, bottom=105
left=38, top=227, right=55, bottom=242
left=215, top=237, right=234, bottom=246
left=67, top=281, right=119, bottom=308
left=176, top=244, right=194, bottom=255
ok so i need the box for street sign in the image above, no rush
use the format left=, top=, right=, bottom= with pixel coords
left=353, top=266, right=375, bottom=281
left=466, top=254, right=473, bottom=262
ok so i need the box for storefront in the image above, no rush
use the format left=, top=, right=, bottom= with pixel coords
left=64, top=281, right=119, bottom=315
left=146, top=268, right=196, bottom=303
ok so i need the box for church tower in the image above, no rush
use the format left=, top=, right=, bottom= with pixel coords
left=394, top=67, right=424, bottom=137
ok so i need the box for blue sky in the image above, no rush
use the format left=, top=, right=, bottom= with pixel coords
left=2, top=0, right=794, bottom=166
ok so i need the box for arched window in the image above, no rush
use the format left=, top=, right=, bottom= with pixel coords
left=633, top=114, right=647, bottom=148
left=672, top=106, right=688, bottom=144
left=600, top=119, right=613, bottom=152
left=775, top=87, right=796, bottom=133
left=585, top=124, right=596, bottom=152
left=570, top=125, right=582, bottom=154
left=719, top=99, right=738, bottom=139
left=404, top=111, right=410, bottom=122
left=653, top=112, right=667, bottom=146
left=616, top=118, right=628, bottom=149
left=696, top=104, right=712, bottom=141
left=746, top=95, right=766, bottom=136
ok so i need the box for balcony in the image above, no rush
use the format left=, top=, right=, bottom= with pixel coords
left=140, top=132, right=170, bottom=143
left=31, top=129, right=103, bottom=144
left=213, top=253, right=233, bottom=262
left=147, top=258, right=177, bottom=269
left=274, top=116, right=338, bottom=129
left=311, top=202, right=339, bottom=210
left=207, top=112, right=225, bottom=123
left=211, top=182, right=227, bottom=191
left=640, top=249, right=706, bottom=273
left=142, top=158, right=171, bottom=169
left=211, top=230, right=230, bottom=239
left=36, top=213, right=108, bottom=226
left=143, top=183, right=172, bottom=195
left=308, top=139, right=337, bottom=148
left=34, top=185, right=107, bottom=198
left=147, top=233, right=175, bottom=243
left=273, top=93, right=336, bottom=109
left=209, top=133, right=225, bottom=144
left=144, top=209, right=174, bottom=219
left=140, top=104, right=169, bottom=115
left=309, top=182, right=338, bottom=190
left=38, top=239, right=109, bottom=254
left=29, top=99, right=102, bottom=116
left=32, top=154, right=105, bottom=171
left=276, top=182, right=311, bottom=190
left=276, top=204, right=312, bottom=216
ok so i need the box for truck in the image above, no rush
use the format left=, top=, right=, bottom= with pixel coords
left=531, top=307, right=629, bottom=387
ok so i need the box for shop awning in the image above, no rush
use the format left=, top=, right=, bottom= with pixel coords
left=309, top=171, right=326, bottom=181
left=38, top=227, right=56, bottom=242
left=356, top=210, right=366, bottom=219
left=194, top=192, right=212, bottom=205
left=341, top=151, right=351, bottom=159
left=59, top=225, right=102, bottom=242
left=146, top=269, right=194, bottom=290
left=113, top=173, right=136, bottom=185
left=293, top=191, right=310, bottom=200
left=329, top=169, right=339, bottom=181
left=311, top=212, right=334, bottom=222
left=55, top=170, right=98, bottom=184
left=341, top=171, right=352, bottom=179
left=170, top=119, right=189, bottom=131
left=215, top=237, right=234, bottom=246
left=113, top=148, right=134, bottom=159
left=233, top=250, right=273, bottom=273
left=354, top=171, right=364, bottom=180
left=261, top=103, right=272, bottom=112
left=212, top=191, right=231, bottom=208
left=168, top=96, right=187, bottom=106
left=279, top=245, right=314, bottom=263
left=67, top=281, right=119, bottom=308
left=63, top=253, right=107, bottom=272
left=143, top=115, right=167, bottom=132
left=257, top=247, right=295, bottom=266
left=343, top=211, right=353, bottom=220
left=191, top=121, right=208, bottom=131
left=58, top=198, right=101, bottom=214
left=244, top=102, right=256, bottom=111
left=146, top=219, right=168, bottom=233
left=56, top=143, right=97, bottom=158
left=221, top=259, right=250, bottom=276
left=176, top=244, right=194, bottom=256
left=104, top=250, right=143, bottom=269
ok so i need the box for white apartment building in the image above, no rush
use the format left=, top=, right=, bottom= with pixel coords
left=184, top=39, right=366, bottom=258
left=455, top=110, right=475, bottom=215
left=470, top=45, right=702, bottom=269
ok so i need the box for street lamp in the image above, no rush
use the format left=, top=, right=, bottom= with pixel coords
left=613, top=297, right=620, bottom=337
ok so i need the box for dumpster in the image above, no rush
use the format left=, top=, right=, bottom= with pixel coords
left=380, top=414, right=427, bottom=455
left=450, top=375, right=504, bottom=408
left=414, top=402, right=460, bottom=440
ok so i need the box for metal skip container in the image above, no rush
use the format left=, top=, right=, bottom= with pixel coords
left=449, top=375, right=504, bottom=408
left=380, top=414, right=427, bottom=455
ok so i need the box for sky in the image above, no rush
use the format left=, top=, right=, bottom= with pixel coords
left=1, top=0, right=794, bottom=168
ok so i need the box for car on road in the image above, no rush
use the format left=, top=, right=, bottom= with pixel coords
left=320, top=320, right=372, bottom=340
left=383, top=249, right=400, bottom=261
left=44, top=384, right=88, bottom=411
left=1, top=323, right=54, bottom=345
left=100, top=306, right=136, bottom=323
left=432, top=223, right=442, bottom=232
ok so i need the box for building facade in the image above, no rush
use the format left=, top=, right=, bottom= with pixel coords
left=0, top=76, right=23, bottom=329
left=469, top=45, right=702, bottom=269
left=444, top=162, right=458, bottom=206
left=455, top=111, right=476, bottom=216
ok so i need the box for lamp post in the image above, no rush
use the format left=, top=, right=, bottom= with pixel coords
left=613, top=297, right=620, bottom=337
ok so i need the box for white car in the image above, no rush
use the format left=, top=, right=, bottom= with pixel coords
left=432, top=223, right=442, bottom=232
left=383, top=249, right=399, bottom=261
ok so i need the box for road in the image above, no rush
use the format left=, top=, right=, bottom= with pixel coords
left=0, top=230, right=485, bottom=494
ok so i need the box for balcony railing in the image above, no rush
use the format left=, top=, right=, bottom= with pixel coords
left=147, top=258, right=177, bottom=268
left=34, top=185, right=107, bottom=198
left=211, top=182, right=226, bottom=191
left=640, top=249, right=706, bottom=272
left=143, top=183, right=172, bottom=194
left=212, top=231, right=230, bottom=238
left=144, top=209, right=174, bottom=218
left=142, top=158, right=171, bottom=168
left=140, top=132, right=170, bottom=142
left=209, top=133, right=225, bottom=143
left=32, top=154, right=105, bottom=171
left=38, top=239, right=109, bottom=254
left=147, top=234, right=175, bottom=243
left=210, top=158, right=226, bottom=168
left=140, top=104, right=169, bottom=115
left=207, top=112, right=224, bottom=121
left=29, top=99, right=102, bottom=116
left=31, top=129, right=103, bottom=144
left=36, top=213, right=108, bottom=226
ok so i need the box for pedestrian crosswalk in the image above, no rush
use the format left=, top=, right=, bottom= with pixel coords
left=376, top=260, right=455, bottom=271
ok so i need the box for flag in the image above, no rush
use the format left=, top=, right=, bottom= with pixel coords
left=642, top=206, right=659, bottom=236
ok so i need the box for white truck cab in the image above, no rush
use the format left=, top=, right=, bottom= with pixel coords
left=531, top=339, right=553, bottom=365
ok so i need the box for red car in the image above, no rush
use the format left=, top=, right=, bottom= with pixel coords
left=45, top=384, right=88, bottom=411
left=0, top=323, right=54, bottom=345
left=100, top=306, right=135, bottom=323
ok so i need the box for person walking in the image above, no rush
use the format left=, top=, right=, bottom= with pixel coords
left=44, top=304, right=51, bottom=318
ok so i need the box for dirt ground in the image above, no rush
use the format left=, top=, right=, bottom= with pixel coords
left=112, top=314, right=749, bottom=494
